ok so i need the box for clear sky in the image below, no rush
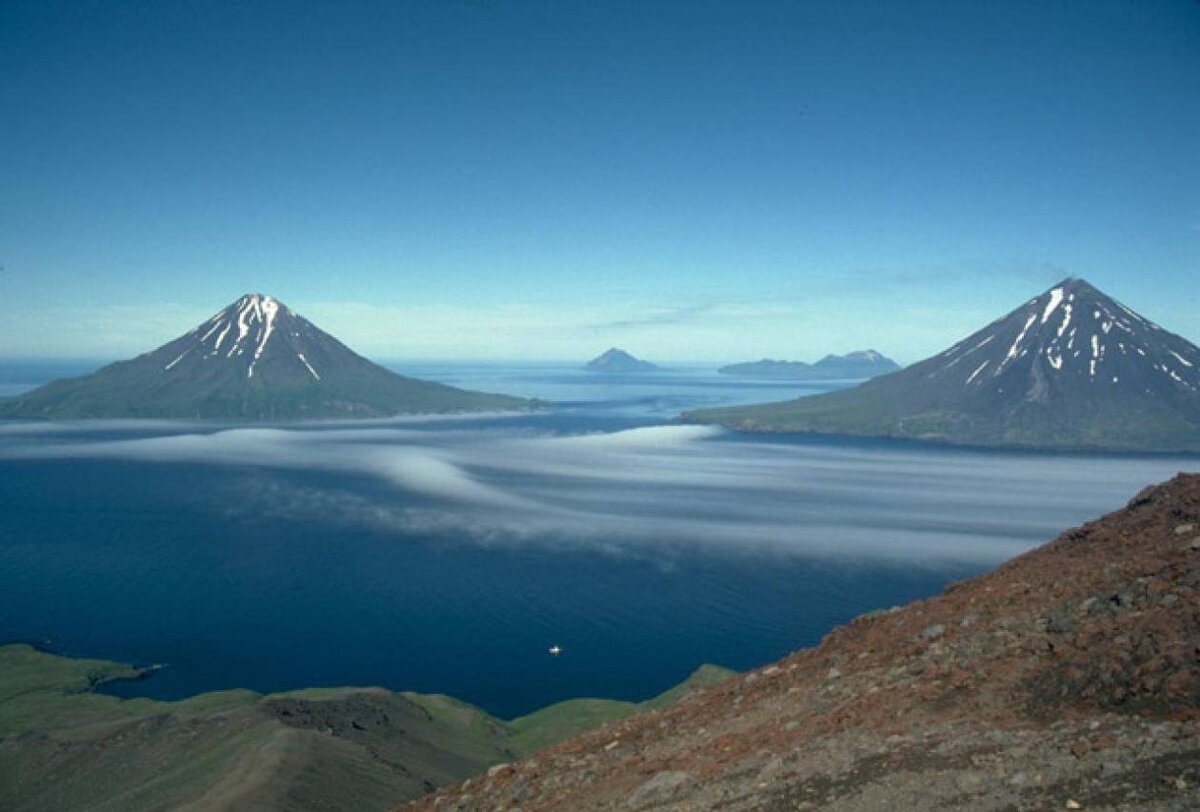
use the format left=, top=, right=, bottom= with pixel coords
left=1, top=0, right=1197, bottom=363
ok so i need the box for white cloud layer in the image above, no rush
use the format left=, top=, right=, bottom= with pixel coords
left=3, top=418, right=1192, bottom=566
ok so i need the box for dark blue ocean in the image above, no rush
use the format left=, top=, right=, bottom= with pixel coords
left=1, top=361, right=1194, bottom=718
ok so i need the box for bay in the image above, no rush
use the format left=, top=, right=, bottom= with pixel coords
left=0, top=361, right=1192, bottom=718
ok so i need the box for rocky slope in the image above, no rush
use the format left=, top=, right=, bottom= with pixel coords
left=687, top=278, right=1200, bottom=451
left=403, top=473, right=1200, bottom=811
left=0, top=294, right=534, bottom=420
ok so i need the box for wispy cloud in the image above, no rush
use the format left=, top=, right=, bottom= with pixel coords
left=587, top=301, right=800, bottom=331
left=590, top=303, right=720, bottom=329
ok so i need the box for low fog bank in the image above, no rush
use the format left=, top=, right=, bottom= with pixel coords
left=2, top=419, right=1192, bottom=565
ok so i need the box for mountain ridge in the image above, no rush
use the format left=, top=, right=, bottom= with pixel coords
left=719, top=349, right=900, bottom=380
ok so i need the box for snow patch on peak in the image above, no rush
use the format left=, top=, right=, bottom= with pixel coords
left=966, top=360, right=989, bottom=384
left=1040, top=288, right=1064, bottom=324
left=234, top=297, right=279, bottom=378
left=997, top=313, right=1037, bottom=375
left=233, top=298, right=255, bottom=351
left=164, top=350, right=189, bottom=371
left=199, top=320, right=223, bottom=342
left=1054, top=303, right=1073, bottom=339
left=213, top=321, right=232, bottom=351
left=175, top=294, right=297, bottom=376
left=247, top=297, right=280, bottom=378
left=237, top=292, right=275, bottom=307
left=298, top=353, right=320, bottom=380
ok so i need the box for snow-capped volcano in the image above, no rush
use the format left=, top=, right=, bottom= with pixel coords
left=686, top=278, right=1200, bottom=451
left=0, top=293, right=534, bottom=420
left=932, top=277, right=1199, bottom=398
left=162, top=293, right=331, bottom=383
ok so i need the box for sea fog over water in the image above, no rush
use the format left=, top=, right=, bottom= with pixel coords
left=1, top=361, right=1196, bottom=717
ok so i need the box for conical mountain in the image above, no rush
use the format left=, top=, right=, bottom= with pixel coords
left=0, top=294, right=535, bottom=420
left=584, top=348, right=658, bottom=373
left=685, top=278, right=1200, bottom=451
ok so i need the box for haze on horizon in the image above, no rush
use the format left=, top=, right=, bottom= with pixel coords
left=1, top=1, right=1197, bottom=364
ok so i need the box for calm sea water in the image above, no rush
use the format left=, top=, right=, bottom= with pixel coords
left=1, top=361, right=1195, bottom=718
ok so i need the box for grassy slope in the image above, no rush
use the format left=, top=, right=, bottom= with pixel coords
left=0, top=645, right=736, bottom=811
left=0, top=644, right=156, bottom=737
left=507, top=663, right=737, bottom=754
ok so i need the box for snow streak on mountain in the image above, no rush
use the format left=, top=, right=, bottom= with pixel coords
left=0, top=294, right=532, bottom=420
left=686, top=278, right=1200, bottom=451
left=932, top=278, right=1199, bottom=399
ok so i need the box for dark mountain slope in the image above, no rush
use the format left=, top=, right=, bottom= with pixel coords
left=0, top=294, right=534, bottom=420
left=686, top=278, right=1200, bottom=451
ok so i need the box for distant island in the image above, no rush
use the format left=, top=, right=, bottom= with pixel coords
left=584, top=348, right=659, bottom=373
left=686, top=277, right=1200, bottom=452
left=719, top=350, right=900, bottom=380
left=0, top=293, right=536, bottom=420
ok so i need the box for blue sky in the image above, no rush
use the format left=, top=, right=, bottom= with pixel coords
left=1, top=0, right=1197, bottom=362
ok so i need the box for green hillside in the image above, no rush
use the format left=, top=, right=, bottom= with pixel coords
left=0, top=644, right=734, bottom=811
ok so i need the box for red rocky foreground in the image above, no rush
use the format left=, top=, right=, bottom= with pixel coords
left=402, top=473, right=1200, bottom=811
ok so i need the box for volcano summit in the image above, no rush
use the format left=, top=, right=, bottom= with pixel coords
left=686, top=278, right=1200, bottom=451
left=0, top=294, right=534, bottom=420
